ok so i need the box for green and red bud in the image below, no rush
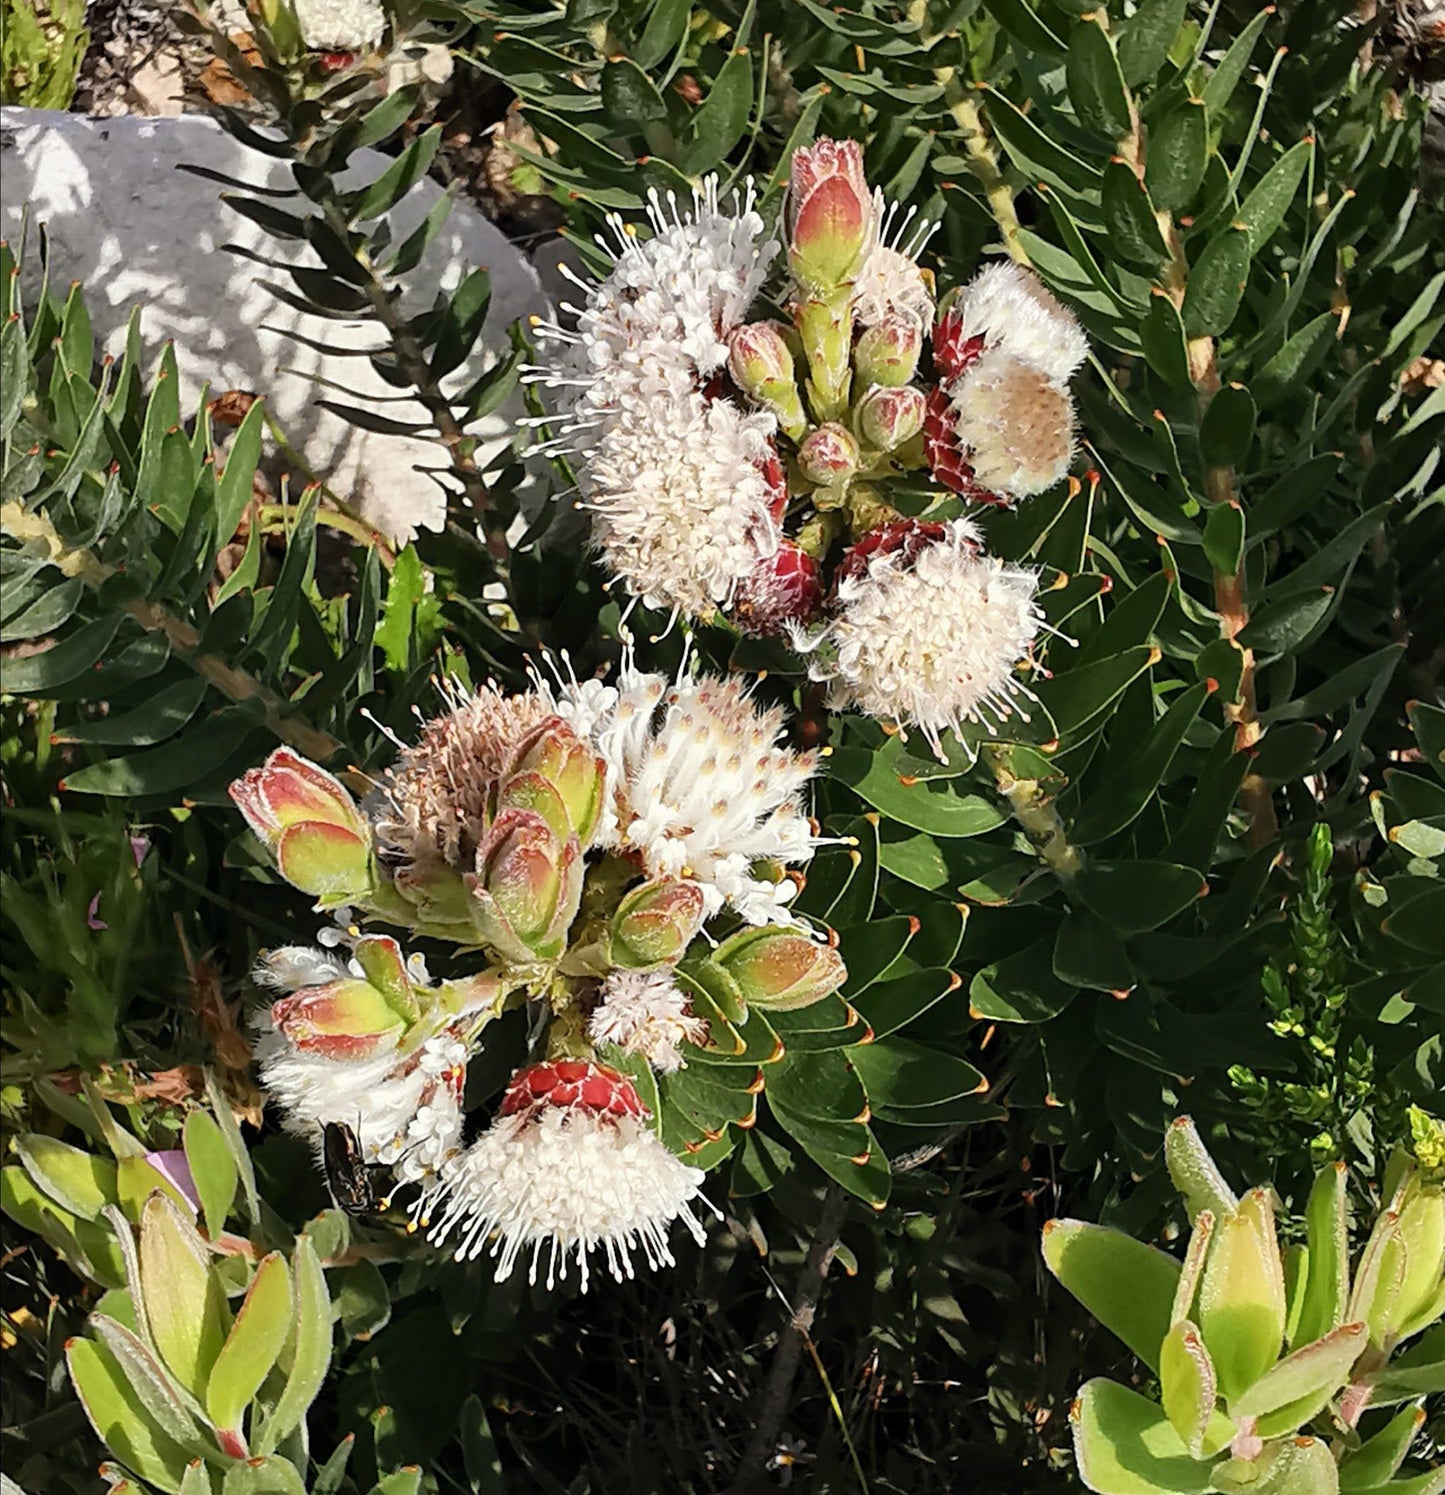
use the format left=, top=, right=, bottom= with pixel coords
left=350, top=934, right=420, bottom=1024
left=798, top=422, right=860, bottom=486
left=786, top=138, right=874, bottom=293
left=710, top=926, right=847, bottom=1011
left=229, top=749, right=373, bottom=905
left=467, top=808, right=582, bottom=965
left=608, top=878, right=706, bottom=970
left=269, top=979, right=406, bottom=1060
left=727, top=322, right=808, bottom=440
left=856, top=384, right=926, bottom=453
left=854, top=316, right=922, bottom=387
left=505, top=718, right=607, bottom=848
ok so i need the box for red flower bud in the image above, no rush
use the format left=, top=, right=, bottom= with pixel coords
left=855, top=316, right=922, bottom=387
left=856, top=384, right=926, bottom=452
left=499, top=1060, right=647, bottom=1120
left=786, top=138, right=874, bottom=293
left=798, top=422, right=860, bottom=485
left=836, top=518, right=955, bottom=586
left=732, top=542, right=824, bottom=635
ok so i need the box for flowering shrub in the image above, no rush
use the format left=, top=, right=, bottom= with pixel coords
left=1, top=1, right=1442, bottom=1492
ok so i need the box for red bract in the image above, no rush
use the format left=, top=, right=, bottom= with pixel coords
left=836, top=518, right=951, bottom=586
left=922, top=387, right=1008, bottom=505
left=733, top=542, right=824, bottom=634
left=759, top=446, right=788, bottom=522
left=932, top=307, right=985, bottom=383
left=499, top=1060, right=648, bottom=1120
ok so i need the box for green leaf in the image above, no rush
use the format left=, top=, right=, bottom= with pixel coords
left=830, top=746, right=1007, bottom=836
left=213, top=396, right=266, bottom=552
left=254, top=1237, right=330, bottom=1454
left=67, top=1337, right=194, bottom=1495
left=1070, top=1378, right=1217, bottom=1494
left=1067, top=17, right=1135, bottom=142
left=332, top=1258, right=391, bottom=1341
left=1237, top=138, right=1312, bottom=253
left=1383, top=885, right=1445, bottom=956
left=182, top=1111, right=238, bottom=1241
left=1201, top=7, right=1273, bottom=119
left=1202, top=501, right=1245, bottom=577
left=459, top=1393, right=507, bottom=1495
left=58, top=674, right=209, bottom=749
left=61, top=708, right=266, bottom=797
left=679, top=48, right=753, bottom=175
left=1117, top=0, right=1187, bottom=85
left=1053, top=909, right=1134, bottom=992
left=1075, top=860, right=1205, bottom=934
left=1254, top=311, right=1336, bottom=406
left=1199, top=383, right=1256, bottom=469
left=206, top=1252, right=292, bottom=1436
left=1182, top=225, right=1251, bottom=337
left=1145, top=98, right=1207, bottom=211
left=1039, top=645, right=1158, bottom=745
left=1165, top=1116, right=1239, bottom=1219
left=985, top=0, right=1066, bottom=55
left=87, top=1315, right=203, bottom=1451
left=1139, top=290, right=1192, bottom=388
left=1102, top=159, right=1171, bottom=271
left=220, top=1456, right=307, bottom=1495
left=352, top=127, right=442, bottom=221
left=1338, top=1405, right=1428, bottom=1489
left=847, top=1038, right=985, bottom=1109
left=633, top=0, right=690, bottom=70
left=600, top=57, right=667, bottom=130
left=205, top=1071, right=260, bottom=1227
left=1159, top=1319, right=1218, bottom=1457
left=139, top=1194, right=230, bottom=1398
left=1293, top=1162, right=1349, bottom=1349
left=3, top=613, right=123, bottom=693
left=971, top=936, right=1078, bottom=1023
left=1043, top=1221, right=1181, bottom=1371
left=1232, top=1320, right=1368, bottom=1419
left=850, top=967, right=959, bottom=1040
left=13, top=1134, right=117, bottom=1221
left=1198, top=1190, right=1287, bottom=1404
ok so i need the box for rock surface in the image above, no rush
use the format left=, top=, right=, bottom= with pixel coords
left=0, top=106, right=545, bottom=539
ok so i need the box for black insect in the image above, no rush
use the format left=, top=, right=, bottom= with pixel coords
left=322, top=1121, right=390, bottom=1218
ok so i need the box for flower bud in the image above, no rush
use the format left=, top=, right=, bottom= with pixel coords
left=608, top=879, right=706, bottom=970
left=947, top=350, right=1077, bottom=501
left=855, top=317, right=922, bottom=387
left=1391, top=1169, right=1445, bottom=1340
left=229, top=749, right=374, bottom=904
left=270, top=980, right=406, bottom=1060
left=732, top=542, right=824, bottom=636
left=786, top=138, right=874, bottom=293
left=856, top=384, right=926, bottom=453
left=710, top=927, right=847, bottom=1012
left=726, top=323, right=807, bottom=439
left=506, top=719, right=607, bottom=847
left=1198, top=1189, right=1287, bottom=1404
left=499, top=1059, right=648, bottom=1121
left=467, top=809, right=581, bottom=965
left=798, top=422, right=860, bottom=486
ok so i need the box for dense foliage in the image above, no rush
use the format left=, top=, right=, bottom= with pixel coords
left=2, top=1, right=1442, bottom=1493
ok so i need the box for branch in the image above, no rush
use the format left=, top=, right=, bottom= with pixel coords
left=985, top=743, right=1083, bottom=884
left=728, top=1185, right=850, bottom=1495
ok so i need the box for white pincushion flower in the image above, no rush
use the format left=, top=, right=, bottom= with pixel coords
left=426, top=1061, right=712, bottom=1291
left=542, top=658, right=820, bottom=925
left=529, top=181, right=780, bottom=616
left=947, top=348, right=1077, bottom=498
left=293, top=0, right=386, bottom=51
left=801, top=518, right=1042, bottom=760
left=852, top=193, right=936, bottom=329
left=946, top=261, right=1088, bottom=385
left=589, top=970, right=709, bottom=1074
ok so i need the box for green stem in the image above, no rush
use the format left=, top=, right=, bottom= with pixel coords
left=985, top=744, right=1083, bottom=884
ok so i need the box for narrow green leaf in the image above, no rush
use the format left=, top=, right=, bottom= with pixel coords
left=255, top=1237, right=331, bottom=1454
left=1145, top=97, right=1207, bottom=211
left=1139, top=289, right=1193, bottom=389
left=1203, top=501, right=1245, bottom=577
left=13, top=1134, right=116, bottom=1221
left=680, top=48, right=754, bottom=175
left=1202, top=7, right=1274, bottom=119
left=1232, top=1320, right=1368, bottom=1418
left=1160, top=1319, right=1219, bottom=1457
left=182, top=1111, right=238, bottom=1241
left=1117, top=0, right=1188, bottom=86
left=633, top=0, right=690, bottom=70
left=1199, top=383, right=1255, bottom=468
left=1067, top=17, right=1135, bottom=142
left=67, top=1337, right=194, bottom=1494
left=1237, top=137, right=1312, bottom=252
left=206, top=1252, right=292, bottom=1436
left=1254, top=310, right=1336, bottom=405
left=1182, top=224, right=1251, bottom=337
left=1102, top=159, right=1171, bottom=270
left=1074, top=859, right=1206, bottom=933
left=213, top=396, right=266, bottom=551
left=352, top=127, right=442, bottom=221
left=1166, top=1117, right=1239, bottom=1219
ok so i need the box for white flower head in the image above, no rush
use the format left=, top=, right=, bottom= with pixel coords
left=801, top=518, right=1042, bottom=760
left=948, top=348, right=1077, bottom=499
left=293, top=0, right=387, bottom=51
left=852, top=191, right=936, bottom=329
left=589, top=969, right=709, bottom=1074
left=947, top=261, right=1088, bottom=386
left=426, top=1060, right=714, bottom=1291
left=541, top=657, right=820, bottom=925
left=529, top=180, right=780, bottom=617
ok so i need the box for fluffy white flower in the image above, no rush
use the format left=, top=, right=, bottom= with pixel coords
left=529, top=180, right=780, bottom=615
left=583, top=392, right=781, bottom=615
left=947, top=262, right=1088, bottom=386
left=852, top=193, right=936, bottom=329
left=426, top=1061, right=712, bottom=1291
left=803, top=518, right=1042, bottom=759
left=589, top=970, right=709, bottom=1073
left=293, top=0, right=386, bottom=51
left=948, top=348, right=1077, bottom=498
left=542, top=659, right=820, bottom=925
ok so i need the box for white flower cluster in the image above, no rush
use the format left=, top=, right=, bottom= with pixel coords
left=541, top=655, right=821, bottom=927
left=292, top=0, right=387, bottom=51
left=530, top=183, right=781, bottom=617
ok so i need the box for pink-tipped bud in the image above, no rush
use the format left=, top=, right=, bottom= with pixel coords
left=499, top=1060, right=648, bottom=1121
left=798, top=422, right=860, bottom=485
left=854, top=316, right=922, bottom=387
left=856, top=384, right=926, bottom=452
left=786, top=138, right=874, bottom=293
left=710, top=927, right=848, bottom=1012
left=505, top=718, right=607, bottom=847
left=270, top=980, right=407, bottom=1060
left=732, top=543, right=824, bottom=636
left=728, top=323, right=808, bottom=439
left=229, top=749, right=373, bottom=904
left=609, top=879, right=707, bottom=970
left=467, top=808, right=581, bottom=964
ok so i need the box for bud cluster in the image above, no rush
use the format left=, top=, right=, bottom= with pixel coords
left=529, top=138, right=1090, bottom=759
left=228, top=660, right=848, bottom=1289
